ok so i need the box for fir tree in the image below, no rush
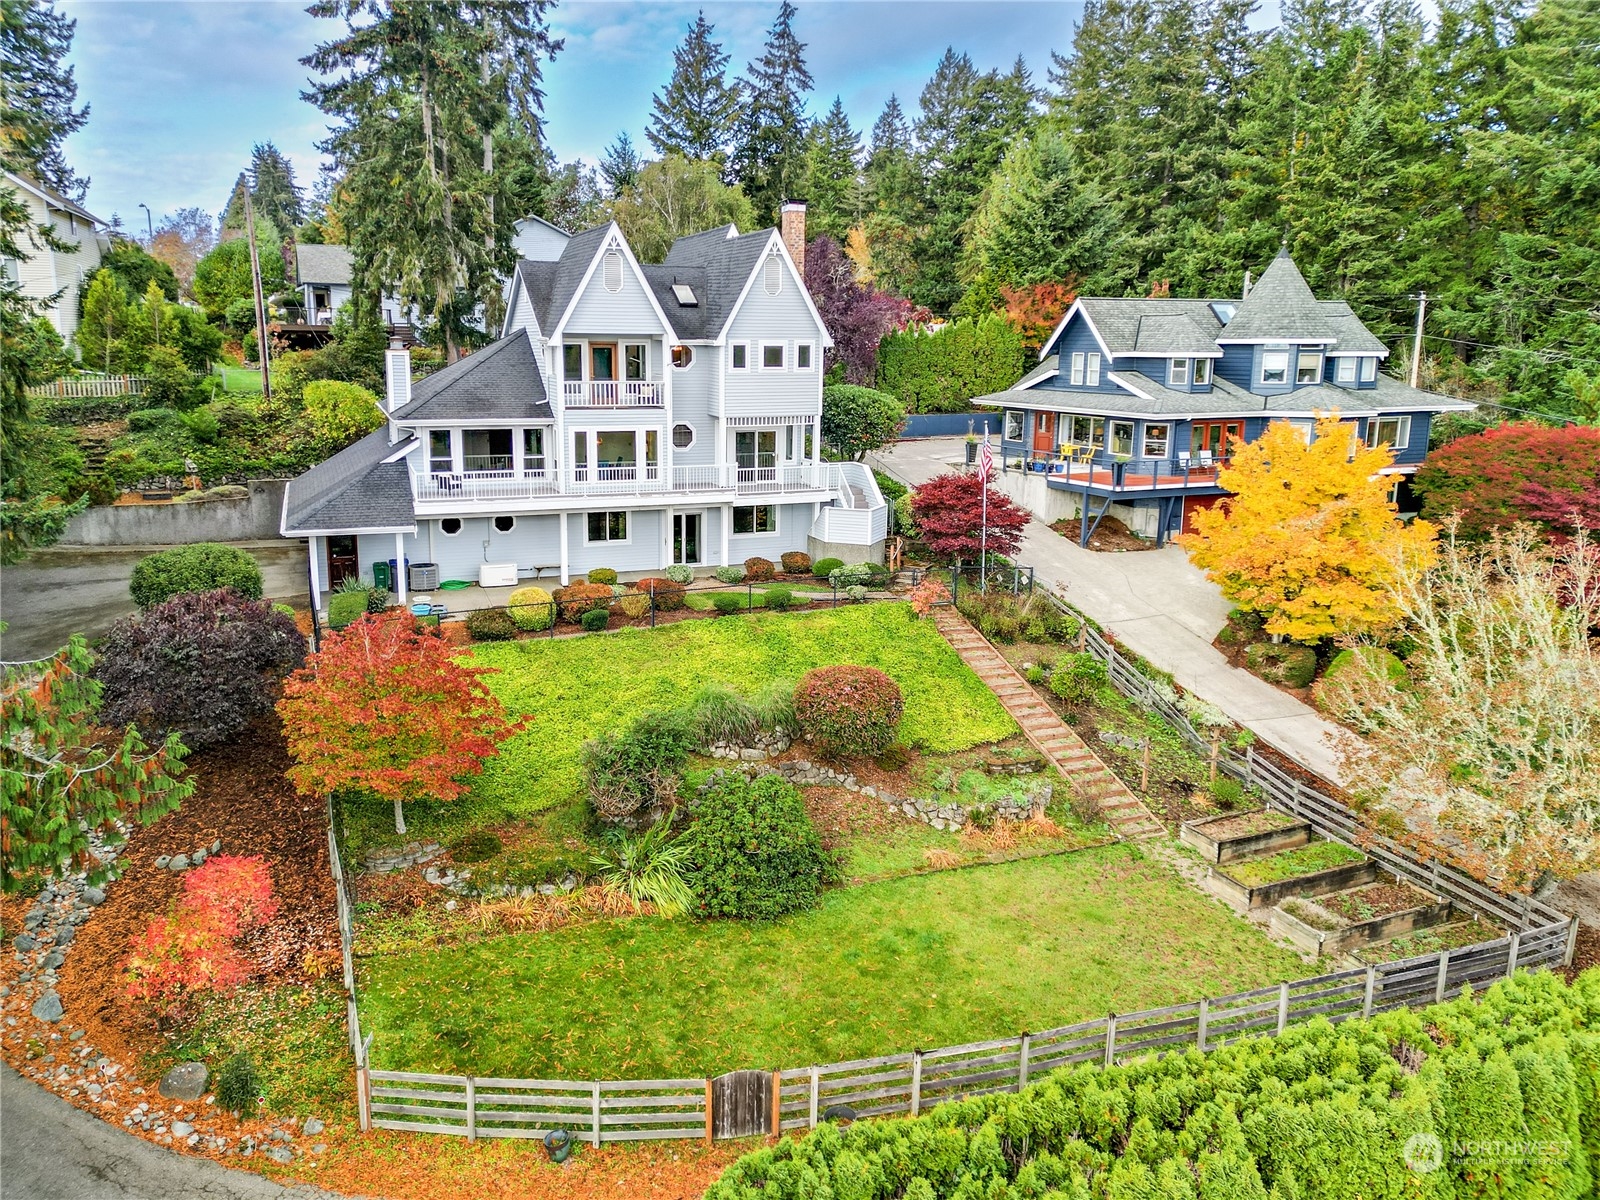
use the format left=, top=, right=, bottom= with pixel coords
left=729, top=1, right=814, bottom=223
left=0, top=0, right=89, bottom=200
left=801, top=97, right=861, bottom=242
left=599, top=131, right=641, bottom=197
left=248, top=141, right=305, bottom=235
left=645, top=10, right=740, bottom=162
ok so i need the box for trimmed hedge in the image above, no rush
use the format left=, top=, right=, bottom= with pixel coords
left=713, top=592, right=746, bottom=616
left=636, top=577, right=687, bottom=611
left=708, top=970, right=1600, bottom=1200
left=587, top=568, right=619, bottom=585
left=129, top=543, right=264, bottom=609
left=552, top=582, right=614, bottom=623
left=812, top=557, right=845, bottom=580
left=794, top=665, right=904, bottom=758
left=466, top=607, right=520, bottom=642
left=781, top=551, right=812, bottom=575
left=763, top=586, right=797, bottom=611
left=1246, top=641, right=1318, bottom=688
left=744, top=556, right=776, bottom=582
left=506, top=586, right=555, bottom=631
left=685, top=773, right=839, bottom=920
left=580, top=608, right=610, bottom=632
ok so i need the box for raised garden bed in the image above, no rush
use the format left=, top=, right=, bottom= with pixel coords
left=1179, top=808, right=1308, bottom=864
left=1356, top=918, right=1504, bottom=965
left=1271, top=879, right=1454, bottom=957
left=1208, top=841, right=1376, bottom=911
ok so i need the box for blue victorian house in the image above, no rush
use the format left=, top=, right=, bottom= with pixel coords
left=975, top=249, right=1473, bottom=545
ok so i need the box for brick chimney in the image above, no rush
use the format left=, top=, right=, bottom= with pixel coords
left=780, top=201, right=806, bottom=275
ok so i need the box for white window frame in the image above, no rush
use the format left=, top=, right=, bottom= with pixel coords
left=671, top=422, right=696, bottom=450
left=671, top=345, right=694, bottom=370
left=623, top=342, right=649, bottom=382
left=1261, top=348, right=1290, bottom=385
left=1142, top=423, right=1170, bottom=458
left=759, top=343, right=786, bottom=371
left=562, top=343, right=584, bottom=380
left=1335, top=357, right=1357, bottom=384
left=428, top=429, right=454, bottom=474
left=1070, top=352, right=1086, bottom=386
left=795, top=342, right=814, bottom=370
left=1168, top=358, right=1189, bottom=386
left=1070, top=414, right=1105, bottom=449
left=522, top=427, right=548, bottom=473
left=1360, top=356, right=1378, bottom=382
left=1086, top=352, right=1102, bottom=386
left=1109, top=420, right=1135, bottom=457
left=602, top=250, right=624, bottom=293
left=585, top=510, right=631, bottom=545
left=732, top=504, right=778, bottom=535
left=1296, top=350, right=1323, bottom=385
left=1004, top=410, right=1024, bottom=441
left=1192, top=358, right=1212, bottom=385
left=730, top=343, right=750, bottom=371
left=439, top=517, right=463, bottom=537
left=1282, top=418, right=1315, bottom=445
left=762, top=255, right=783, bottom=295
left=1366, top=415, right=1411, bottom=451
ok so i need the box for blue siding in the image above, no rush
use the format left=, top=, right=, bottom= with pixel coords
left=1212, top=346, right=1257, bottom=390
left=1042, top=318, right=1121, bottom=393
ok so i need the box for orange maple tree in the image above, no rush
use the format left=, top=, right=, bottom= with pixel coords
left=1001, top=280, right=1079, bottom=354
left=276, top=612, right=528, bottom=834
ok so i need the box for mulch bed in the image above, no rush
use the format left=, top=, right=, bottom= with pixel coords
left=1049, top=516, right=1153, bottom=552
left=1320, top=881, right=1435, bottom=923
left=801, top=785, right=909, bottom=851
left=53, top=715, right=338, bottom=1073
left=1191, top=809, right=1295, bottom=840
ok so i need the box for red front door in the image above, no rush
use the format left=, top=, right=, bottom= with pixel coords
left=1031, top=411, right=1057, bottom=455
left=1190, top=421, right=1243, bottom=459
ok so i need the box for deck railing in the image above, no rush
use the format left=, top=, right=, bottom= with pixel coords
left=411, top=463, right=832, bottom=502
left=562, top=380, right=665, bottom=407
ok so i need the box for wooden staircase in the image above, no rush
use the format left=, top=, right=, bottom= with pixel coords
left=933, top=608, right=1166, bottom=841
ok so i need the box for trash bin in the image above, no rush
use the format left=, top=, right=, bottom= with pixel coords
left=372, top=560, right=391, bottom=592
left=387, top=557, right=410, bottom=589
left=409, top=562, right=440, bottom=591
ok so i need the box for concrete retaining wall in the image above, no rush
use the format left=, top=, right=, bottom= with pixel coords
left=992, top=470, right=1162, bottom=537
left=807, top=535, right=885, bottom=565
left=59, top=479, right=288, bottom=547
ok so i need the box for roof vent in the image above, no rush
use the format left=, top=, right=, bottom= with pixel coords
left=602, top=250, right=623, bottom=293
left=763, top=256, right=782, bottom=296
left=671, top=282, right=698, bottom=307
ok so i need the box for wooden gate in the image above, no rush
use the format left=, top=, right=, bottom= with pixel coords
left=710, top=1070, right=773, bottom=1140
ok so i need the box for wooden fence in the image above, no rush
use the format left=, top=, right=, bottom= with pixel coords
left=344, top=580, right=1579, bottom=1144
left=25, top=373, right=149, bottom=398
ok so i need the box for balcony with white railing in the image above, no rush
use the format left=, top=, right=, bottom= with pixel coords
left=411, top=462, right=833, bottom=505
left=562, top=380, right=666, bottom=408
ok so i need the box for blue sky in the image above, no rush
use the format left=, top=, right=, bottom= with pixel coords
left=59, top=0, right=1107, bottom=228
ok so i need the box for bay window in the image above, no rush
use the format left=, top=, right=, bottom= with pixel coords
left=1335, top=357, right=1357, bottom=384
left=1169, top=358, right=1189, bottom=386
left=1191, top=358, right=1211, bottom=385
left=1296, top=350, right=1323, bottom=384
left=1359, top=356, right=1377, bottom=382
left=1261, top=348, right=1289, bottom=385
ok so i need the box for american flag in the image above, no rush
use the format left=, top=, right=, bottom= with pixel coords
left=976, top=438, right=994, bottom=484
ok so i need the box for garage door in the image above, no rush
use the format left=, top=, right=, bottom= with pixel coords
left=1182, top=494, right=1224, bottom=535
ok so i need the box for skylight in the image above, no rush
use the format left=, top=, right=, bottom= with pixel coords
left=671, top=283, right=698, bottom=307
left=1209, top=301, right=1238, bottom=325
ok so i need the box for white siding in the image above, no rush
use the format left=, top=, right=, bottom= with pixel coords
left=3, top=182, right=103, bottom=345
left=667, top=346, right=718, bottom=466
left=721, top=250, right=825, bottom=420
left=728, top=501, right=812, bottom=562
left=563, top=248, right=667, bottom=337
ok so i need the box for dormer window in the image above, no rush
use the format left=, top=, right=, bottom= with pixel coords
left=1191, top=358, right=1211, bottom=386
left=1335, top=357, right=1357, bottom=384
left=1209, top=301, right=1237, bottom=325
left=1359, top=357, right=1377, bottom=382
left=1169, top=358, right=1189, bottom=386
left=1261, top=348, right=1289, bottom=385
left=1296, top=350, right=1323, bottom=384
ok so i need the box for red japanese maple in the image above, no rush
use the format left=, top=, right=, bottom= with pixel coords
left=1415, top=423, right=1600, bottom=538
left=276, top=612, right=528, bottom=834
left=910, top=472, right=1031, bottom=565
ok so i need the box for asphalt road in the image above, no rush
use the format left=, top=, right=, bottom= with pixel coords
left=0, top=541, right=308, bottom=661
left=0, top=1067, right=342, bottom=1200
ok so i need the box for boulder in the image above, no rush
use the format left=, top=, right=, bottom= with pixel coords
left=159, top=1062, right=209, bottom=1101
left=302, top=1117, right=325, bottom=1136
left=13, top=934, right=36, bottom=952
left=81, top=887, right=106, bottom=906
left=166, top=854, right=190, bottom=872
left=30, top=992, right=64, bottom=1022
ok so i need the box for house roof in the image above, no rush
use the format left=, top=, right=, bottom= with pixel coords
left=280, top=429, right=416, bottom=535
left=1217, top=247, right=1338, bottom=343
left=1319, top=302, right=1389, bottom=355
left=1013, top=355, right=1060, bottom=389
left=1074, top=300, right=1225, bottom=356
left=294, top=243, right=353, bottom=286
left=513, top=259, right=560, bottom=333
left=1, top=170, right=102, bottom=226
left=658, top=227, right=778, bottom=340
left=540, top=224, right=616, bottom=333
left=641, top=264, right=713, bottom=340
left=663, top=224, right=741, bottom=264
left=390, top=330, right=551, bottom=423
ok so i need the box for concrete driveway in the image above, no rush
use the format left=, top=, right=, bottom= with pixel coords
left=0, top=541, right=308, bottom=662
left=870, top=438, right=1349, bottom=783
left=0, top=1066, right=342, bottom=1200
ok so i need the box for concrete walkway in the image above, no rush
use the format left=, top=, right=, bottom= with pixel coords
left=934, top=609, right=1164, bottom=840
left=0, top=1066, right=344, bottom=1200
left=872, top=438, right=1349, bottom=784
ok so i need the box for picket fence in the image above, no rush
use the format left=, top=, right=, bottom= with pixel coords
left=347, top=584, right=1579, bottom=1144
left=25, top=372, right=149, bottom=399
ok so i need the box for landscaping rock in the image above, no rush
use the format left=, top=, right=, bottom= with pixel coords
left=13, top=934, right=35, bottom=952
left=155, top=856, right=170, bottom=869
left=211, top=839, right=222, bottom=854
left=158, top=1062, right=208, bottom=1101
left=54, top=926, right=74, bottom=946
left=31, top=992, right=63, bottom=1022
left=303, top=1117, right=325, bottom=1135
left=267, top=1147, right=293, bottom=1164
left=166, top=854, right=190, bottom=871
left=172, top=1121, right=195, bottom=1137
left=191, top=848, right=208, bottom=866
left=42, top=950, right=65, bottom=970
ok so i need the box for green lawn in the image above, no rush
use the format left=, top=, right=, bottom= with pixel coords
left=217, top=364, right=267, bottom=392
left=348, top=605, right=1015, bottom=850
left=359, top=844, right=1303, bottom=1079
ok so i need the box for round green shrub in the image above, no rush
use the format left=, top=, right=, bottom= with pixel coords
left=712, top=592, right=745, bottom=616
left=762, top=586, right=797, bottom=611
left=793, top=665, right=904, bottom=759
left=780, top=551, right=812, bottom=575
left=1245, top=642, right=1318, bottom=689
left=713, top=565, right=745, bottom=585
left=507, top=585, right=555, bottom=631
left=1313, top=646, right=1408, bottom=712
left=845, top=585, right=868, bottom=603
left=812, top=557, right=844, bottom=580
left=1048, top=653, right=1108, bottom=706
left=129, top=543, right=264, bottom=609
left=685, top=773, right=839, bottom=920
left=272, top=602, right=296, bottom=618
left=466, top=607, right=520, bottom=641
left=743, top=556, right=776, bottom=582
left=587, top=568, right=619, bottom=586
left=664, top=563, right=695, bottom=585
left=580, top=607, right=611, bottom=632
left=855, top=560, right=890, bottom=585
left=828, top=563, right=873, bottom=589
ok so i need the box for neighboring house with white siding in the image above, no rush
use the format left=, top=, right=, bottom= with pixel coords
left=292, top=243, right=420, bottom=330
left=281, top=204, right=888, bottom=610
left=1, top=170, right=109, bottom=346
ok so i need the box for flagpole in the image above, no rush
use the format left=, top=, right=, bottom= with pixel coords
left=980, top=433, right=990, bottom=592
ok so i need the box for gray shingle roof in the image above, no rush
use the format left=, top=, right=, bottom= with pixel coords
left=1014, top=355, right=1060, bottom=389
left=539, top=224, right=616, bottom=332
left=1319, top=302, right=1389, bottom=355
left=513, top=259, right=559, bottom=333
left=658, top=228, right=775, bottom=340
left=294, top=243, right=353, bottom=286
left=390, top=330, right=550, bottom=422
left=1069, top=298, right=1225, bottom=356
left=281, top=429, right=416, bottom=535
left=1218, top=248, right=1337, bottom=342
left=641, top=264, right=713, bottom=340
left=663, top=224, right=740, bottom=264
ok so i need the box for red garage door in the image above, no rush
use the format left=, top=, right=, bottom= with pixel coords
left=1182, top=495, right=1223, bottom=535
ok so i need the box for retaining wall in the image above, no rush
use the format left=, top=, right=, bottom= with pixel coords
left=59, top=479, right=288, bottom=546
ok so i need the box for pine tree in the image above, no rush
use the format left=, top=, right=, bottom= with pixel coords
left=248, top=142, right=305, bottom=235
left=599, top=131, right=641, bottom=196
left=218, top=171, right=252, bottom=237
left=801, top=97, right=861, bottom=242
left=729, top=0, right=814, bottom=223
left=0, top=0, right=89, bottom=200
left=303, top=0, right=562, bottom=360
left=645, top=9, right=740, bottom=162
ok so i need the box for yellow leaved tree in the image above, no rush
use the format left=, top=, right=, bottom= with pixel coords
left=1177, top=413, right=1436, bottom=640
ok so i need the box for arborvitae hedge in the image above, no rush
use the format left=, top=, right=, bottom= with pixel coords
left=707, top=970, right=1600, bottom=1200
left=876, top=315, right=1024, bottom=414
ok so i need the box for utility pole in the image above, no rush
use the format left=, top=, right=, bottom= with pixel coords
left=243, top=187, right=272, bottom=399
left=1410, top=291, right=1427, bottom=389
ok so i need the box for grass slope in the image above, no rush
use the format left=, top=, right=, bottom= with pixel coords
left=460, top=604, right=1015, bottom=826
left=360, top=845, right=1302, bottom=1079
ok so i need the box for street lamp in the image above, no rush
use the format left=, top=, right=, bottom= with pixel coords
left=137, top=202, right=152, bottom=242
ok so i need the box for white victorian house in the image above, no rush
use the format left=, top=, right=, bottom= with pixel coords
left=280, top=204, right=888, bottom=609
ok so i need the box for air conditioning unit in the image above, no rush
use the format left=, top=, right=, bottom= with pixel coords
left=479, top=562, right=518, bottom=588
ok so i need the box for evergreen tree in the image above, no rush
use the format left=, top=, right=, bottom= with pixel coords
left=218, top=171, right=252, bottom=237
left=303, top=0, right=562, bottom=361
left=248, top=141, right=305, bottom=234
left=645, top=9, right=740, bottom=162
left=729, top=1, right=813, bottom=223
left=801, top=97, right=861, bottom=242
left=77, top=268, right=130, bottom=375
left=599, top=131, right=641, bottom=197
left=0, top=0, right=89, bottom=200
left=860, top=95, right=921, bottom=294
